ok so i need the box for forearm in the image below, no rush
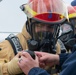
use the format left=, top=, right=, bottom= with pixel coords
left=28, top=67, right=50, bottom=75
left=59, top=53, right=71, bottom=66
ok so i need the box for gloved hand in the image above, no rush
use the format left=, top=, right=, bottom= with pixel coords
left=7, top=52, right=23, bottom=75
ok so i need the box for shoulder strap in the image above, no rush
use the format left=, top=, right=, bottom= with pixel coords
left=5, top=34, right=23, bottom=55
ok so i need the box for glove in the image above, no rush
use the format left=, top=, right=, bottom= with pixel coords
left=7, top=53, right=23, bottom=75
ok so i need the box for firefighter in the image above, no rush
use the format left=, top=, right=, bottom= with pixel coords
left=58, top=4, right=76, bottom=51
left=17, top=2, right=76, bottom=75
left=63, top=4, right=76, bottom=51
left=0, top=0, right=68, bottom=75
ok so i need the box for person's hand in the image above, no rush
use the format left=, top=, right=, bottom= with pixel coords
left=18, top=52, right=39, bottom=75
left=35, top=51, right=59, bottom=68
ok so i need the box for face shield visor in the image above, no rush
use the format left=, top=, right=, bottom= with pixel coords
left=30, top=21, right=60, bottom=41
left=20, top=0, right=68, bottom=24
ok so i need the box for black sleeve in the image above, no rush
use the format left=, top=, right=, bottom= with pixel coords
left=60, top=51, right=76, bottom=75
left=28, top=67, right=50, bottom=75
left=59, top=53, right=71, bottom=67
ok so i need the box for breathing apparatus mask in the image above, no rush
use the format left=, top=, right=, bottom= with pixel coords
left=20, top=0, right=68, bottom=54
left=26, top=20, right=60, bottom=53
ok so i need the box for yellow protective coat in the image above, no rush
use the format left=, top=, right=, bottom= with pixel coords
left=0, top=24, right=61, bottom=75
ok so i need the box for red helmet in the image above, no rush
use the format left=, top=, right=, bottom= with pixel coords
left=68, top=6, right=76, bottom=18
left=21, top=0, right=68, bottom=24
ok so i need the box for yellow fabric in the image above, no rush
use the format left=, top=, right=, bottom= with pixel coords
left=8, top=57, right=22, bottom=75
left=56, top=42, right=61, bottom=54
left=0, top=63, right=3, bottom=75
left=0, top=23, right=61, bottom=75
left=0, top=24, right=29, bottom=75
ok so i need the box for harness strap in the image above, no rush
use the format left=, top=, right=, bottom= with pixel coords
left=5, top=34, right=23, bottom=55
